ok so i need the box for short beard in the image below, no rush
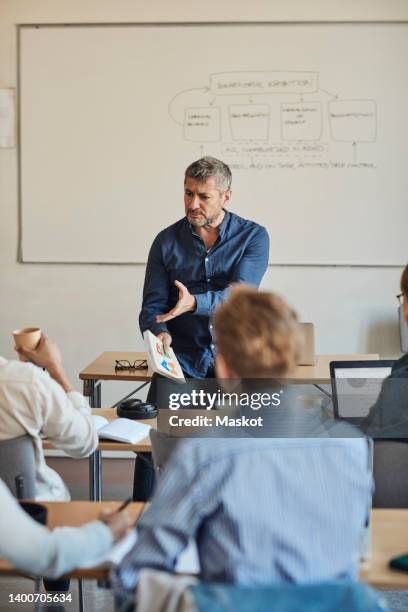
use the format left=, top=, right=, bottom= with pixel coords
left=188, top=215, right=208, bottom=228
left=187, top=209, right=222, bottom=228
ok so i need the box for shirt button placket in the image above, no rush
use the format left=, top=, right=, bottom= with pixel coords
left=205, top=254, right=211, bottom=283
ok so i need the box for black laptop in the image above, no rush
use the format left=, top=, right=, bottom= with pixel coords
left=330, top=360, right=395, bottom=424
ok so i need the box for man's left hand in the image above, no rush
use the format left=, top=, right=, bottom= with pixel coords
left=156, top=280, right=196, bottom=323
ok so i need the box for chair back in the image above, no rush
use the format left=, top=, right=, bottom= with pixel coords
left=190, top=581, right=388, bottom=612
left=399, top=305, right=408, bottom=353
left=0, top=435, right=36, bottom=499
left=150, top=429, right=180, bottom=474
left=373, top=439, right=408, bottom=507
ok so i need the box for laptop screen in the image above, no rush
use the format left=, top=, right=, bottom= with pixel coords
left=331, top=362, right=393, bottom=419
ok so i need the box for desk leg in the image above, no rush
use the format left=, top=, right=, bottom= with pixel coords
left=314, top=383, right=332, bottom=399
left=34, top=578, right=41, bottom=612
left=83, top=379, right=101, bottom=408
left=89, top=450, right=102, bottom=501
left=78, top=579, right=84, bottom=612
left=84, top=379, right=103, bottom=500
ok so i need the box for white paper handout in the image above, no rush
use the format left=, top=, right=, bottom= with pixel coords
left=79, top=531, right=200, bottom=574
left=79, top=529, right=138, bottom=569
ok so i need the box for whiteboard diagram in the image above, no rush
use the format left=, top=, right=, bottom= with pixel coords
left=169, top=71, right=377, bottom=169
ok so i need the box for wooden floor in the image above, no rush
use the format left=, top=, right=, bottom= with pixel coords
left=0, top=577, right=115, bottom=612
left=47, top=456, right=135, bottom=501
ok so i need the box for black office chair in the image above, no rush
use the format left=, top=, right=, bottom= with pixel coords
left=373, top=439, right=408, bottom=507
left=150, top=428, right=180, bottom=475
left=399, top=305, right=408, bottom=353
left=0, top=435, right=42, bottom=593
left=0, top=435, right=36, bottom=499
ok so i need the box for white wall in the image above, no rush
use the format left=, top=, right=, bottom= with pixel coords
left=1, top=1, right=407, bottom=406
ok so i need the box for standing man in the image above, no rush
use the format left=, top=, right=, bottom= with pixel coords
left=140, top=156, right=269, bottom=381
left=133, top=158, right=269, bottom=500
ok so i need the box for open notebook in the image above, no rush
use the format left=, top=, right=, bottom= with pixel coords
left=93, top=415, right=151, bottom=445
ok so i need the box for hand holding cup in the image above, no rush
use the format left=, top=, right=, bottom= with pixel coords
left=13, top=327, right=41, bottom=362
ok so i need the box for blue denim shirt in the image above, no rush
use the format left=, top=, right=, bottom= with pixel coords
left=139, top=210, right=269, bottom=377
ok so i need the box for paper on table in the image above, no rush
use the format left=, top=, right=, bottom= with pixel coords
left=93, top=414, right=109, bottom=430
left=92, top=415, right=151, bottom=444
left=79, top=529, right=138, bottom=569
left=79, top=529, right=200, bottom=573
left=175, top=540, right=200, bottom=574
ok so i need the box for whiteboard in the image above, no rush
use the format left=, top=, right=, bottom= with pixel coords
left=19, top=23, right=408, bottom=264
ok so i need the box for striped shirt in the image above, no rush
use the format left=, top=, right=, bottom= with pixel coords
left=113, top=436, right=372, bottom=605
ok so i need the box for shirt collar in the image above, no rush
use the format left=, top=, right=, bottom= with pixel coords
left=218, top=209, right=230, bottom=238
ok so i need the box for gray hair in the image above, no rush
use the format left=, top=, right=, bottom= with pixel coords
left=184, top=156, right=232, bottom=192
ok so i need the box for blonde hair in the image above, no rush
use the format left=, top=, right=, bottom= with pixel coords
left=214, top=285, right=301, bottom=378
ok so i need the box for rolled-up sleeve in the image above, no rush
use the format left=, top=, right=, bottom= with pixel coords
left=36, top=371, right=98, bottom=458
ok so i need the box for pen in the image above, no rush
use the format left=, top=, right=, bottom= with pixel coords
left=117, top=497, right=132, bottom=512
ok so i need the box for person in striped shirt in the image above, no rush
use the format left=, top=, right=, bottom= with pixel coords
left=113, top=286, right=372, bottom=610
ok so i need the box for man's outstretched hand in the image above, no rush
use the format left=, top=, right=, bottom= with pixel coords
left=155, top=280, right=196, bottom=323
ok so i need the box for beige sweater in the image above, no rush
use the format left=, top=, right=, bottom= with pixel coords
left=0, top=356, right=97, bottom=500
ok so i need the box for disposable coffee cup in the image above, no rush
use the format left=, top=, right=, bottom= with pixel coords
left=19, top=501, right=48, bottom=525
left=12, top=327, right=41, bottom=361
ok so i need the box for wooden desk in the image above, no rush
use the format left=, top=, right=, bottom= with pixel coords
left=79, top=352, right=381, bottom=405
left=64, top=508, right=408, bottom=586
left=1, top=508, right=407, bottom=587
left=79, top=351, right=152, bottom=408
left=79, top=354, right=153, bottom=502
left=359, top=509, right=408, bottom=589
left=43, top=409, right=155, bottom=503
left=291, top=354, right=380, bottom=384
left=0, top=501, right=144, bottom=580
left=79, top=351, right=379, bottom=500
